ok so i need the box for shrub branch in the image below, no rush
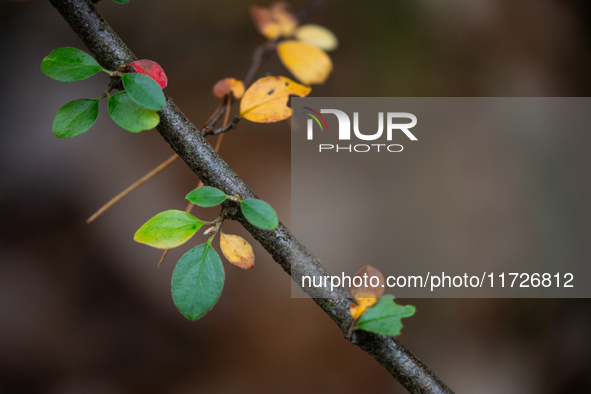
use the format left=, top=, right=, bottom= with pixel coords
left=48, top=1, right=454, bottom=393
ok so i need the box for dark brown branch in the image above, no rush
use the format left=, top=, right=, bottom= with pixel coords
left=48, top=1, right=454, bottom=393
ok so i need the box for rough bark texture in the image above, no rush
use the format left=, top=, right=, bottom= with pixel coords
left=48, top=1, right=454, bottom=393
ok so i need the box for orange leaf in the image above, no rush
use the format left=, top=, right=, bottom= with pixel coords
left=239, top=76, right=311, bottom=123
left=277, top=40, right=332, bottom=85
left=250, top=2, right=298, bottom=40
left=220, top=232, right=254, bottom=270
left=213, top=78, right=245, bottom=99
left=349, top=266, right=385, bottom=321
left=350, top=265, right=385, bottom=299
left=350, top=297, right=378, bottom=320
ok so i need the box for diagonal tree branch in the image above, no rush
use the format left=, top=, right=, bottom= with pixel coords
left=48, top=1, right=454, bottom=393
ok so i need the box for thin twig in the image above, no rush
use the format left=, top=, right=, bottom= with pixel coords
left=203, top=40, right=277, bottom=132
left=296, top=0, right=336, bottom=21
left=203, top=121, right=237, bottom=137
left=87, top=153, right=179, bottom=223
left=202, top=98, right=225, bottom=129
left=90, top=91, right=229, bottom=223
left=98, top=83, right=114, bottom=100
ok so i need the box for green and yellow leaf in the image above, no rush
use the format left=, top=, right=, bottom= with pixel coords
left=134, top=210, right=205, bottom=249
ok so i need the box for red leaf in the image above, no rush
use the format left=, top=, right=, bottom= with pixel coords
left=131, top=59, right=167, bottom=88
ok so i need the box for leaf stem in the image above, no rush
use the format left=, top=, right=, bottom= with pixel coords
left=203, top=213, right=225, bottom=238
left=346, top=318, right=359, bottom=339
left=156, top=249, right=169, bottom=269
left=98, top=83, right=114, bottom=100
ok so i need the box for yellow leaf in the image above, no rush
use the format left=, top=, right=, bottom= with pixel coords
left=277, top=40, right=333, bottom=85
left=350, top=297, right=378, bottom=320
left=350, top=265, right=385, bottom=299
left=295, top=24, right=339, bottom=52
left=220, top=232, right=255, bottom=270
left=271, top=2, right=298, bottom=37
left=239, top=76, right=311, bottom=123
left=212, top=78, right=244, bottom=99
left=250, top=2, right=298, bottom=40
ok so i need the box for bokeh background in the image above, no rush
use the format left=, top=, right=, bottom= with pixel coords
left=1, top=0, right=590, bottom=393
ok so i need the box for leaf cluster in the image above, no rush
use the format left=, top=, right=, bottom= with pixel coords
left=134, top=186, right=278, bottom=320
left=41, top=47, right=168, bottom=137
left=251, top=2, right=337, bottom=85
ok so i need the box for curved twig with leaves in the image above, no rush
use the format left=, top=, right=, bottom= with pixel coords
left=44, top=0, right=454, bottom=393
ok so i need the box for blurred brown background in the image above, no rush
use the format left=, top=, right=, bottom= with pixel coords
left=1, top=0, right=591, bottom=393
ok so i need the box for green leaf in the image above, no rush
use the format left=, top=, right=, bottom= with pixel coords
left=185, top=186, right=228, bottom=207
left=52, top=98, right=99, bottom=138
left=240, top=199, right=279, bottom=230
left=356, top=295, right=416, bottom=337
left=41, top=47, right=103, bottom=82
left=172, top=243, right=225, bottom=320
left=122, top=73, right=166, bottom=111
left=112, top=0, right=129, bottom=3
left=108, top=91, right=160, bottom=132
left=134, top=210, right=205, bottom=249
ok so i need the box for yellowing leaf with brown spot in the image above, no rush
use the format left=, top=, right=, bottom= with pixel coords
left=277, top=40, right=333, bottom=85
left=239, top=76, right=311, bottom=123
left=250, top=2, right=298, bottom=40
left=350, top=297, right=378, bottom=320
left=212, top=78, right=245, bottom=99
left=295, top=24, right=339, bottom=52
left=220, top=232, right=255, bottom=270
